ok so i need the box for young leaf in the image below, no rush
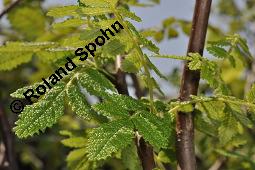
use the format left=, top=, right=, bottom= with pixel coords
left=188, top=53, right=202, bottom=70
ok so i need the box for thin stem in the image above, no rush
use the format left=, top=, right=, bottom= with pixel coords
left=217, top=97, right=255, bottom=108
left=168, top=96, right=255, bottom=115
left=151, top=55, right=191, bottom=61
left=109, top=7, right=156, bottom=170
left=113, top=10, right=155, bottom=112
left=0, top=0, right=21, bottom=19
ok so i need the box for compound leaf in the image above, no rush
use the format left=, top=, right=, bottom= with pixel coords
left=14, top=82, right=66, bottom=138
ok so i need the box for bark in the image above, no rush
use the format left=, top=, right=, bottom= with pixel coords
left=176, top=0, right=212, bottom=170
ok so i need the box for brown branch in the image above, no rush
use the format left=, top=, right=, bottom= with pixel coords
left=0, top=0, right=21, bottom=19
left=176, top=0, right=212, bottom=170
left=115, top=55, right=129, bottom=95
left=0, top=104, right=18, bottom=170
left=130, top=73, right=145, bottom=98
left=114, top=56, right=155, bottom=170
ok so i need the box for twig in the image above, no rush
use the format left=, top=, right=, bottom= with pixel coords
left=208, top=157, right=226, bottom=170
left=114, top=56, right=155, bottom=170
left=0, top=0, right=21, bottom=19
left=130, top=73, right=145, bottom=98
left=176, top=0, right=212, bottom=170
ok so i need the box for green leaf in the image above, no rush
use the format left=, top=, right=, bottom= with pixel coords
left=78, top=68, right=118, bottom=98
left=126, top=21, right=159, bottom=54
left=121, top=142, right=142, bottom=170
left=66, top=148, right=97, bottom=170
left=98, top=0, right=118, bottom=7
left=163, top=17, right=175, bottom=27
left=14, top=82, right=66, bottom=138
left=11, top=82, right=42, bottom=98
left=151, top=77, right=165, bottom=96
left=53, top=18, right=85, bottom=29
left=246, top=84, right=255, bottom=103
left=87, top=119, right=134, bottom=160
left=8, top=6, right=46, bottom=40
left=145, top=54, right=167, bottom=80
left=80, top=29, right=102, bottom=40
left=62, top=137, right=87, bottom=148
left=80, top=0, right=110, bottom=8
left=102, top=39, right=126, bottom=57
left=92, top=101, right=129, bottom=118
left=199, top=101, right=225, bottom=120
left=206, top=46, right=230, bottom=59
left=121, top=51, right=142, bottom=73
left=194, top=110, right=218, bottom=137
left=66, top=81, right=94, bottom=120
left=107, top=94, right=146, bottom=111
left=0, top=41, right=69, bottom=71
left=188, top=53, right=202, bottom=70
left=132, top=111, right=171, bottom=149
left=47, top=5, right=80, bottom=18
left=0, top=53, right=33, bottom=71
left=218, top=113, right=238, bottom=145
left=118, top=7, right=142, bottom=22
left=66, top=148, right=87, bottom=162
left=225, top=104, right=253, bottom=128
left=168, top=27, right=179, bottom=38
left=80, top=7, right=112, bottom=16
